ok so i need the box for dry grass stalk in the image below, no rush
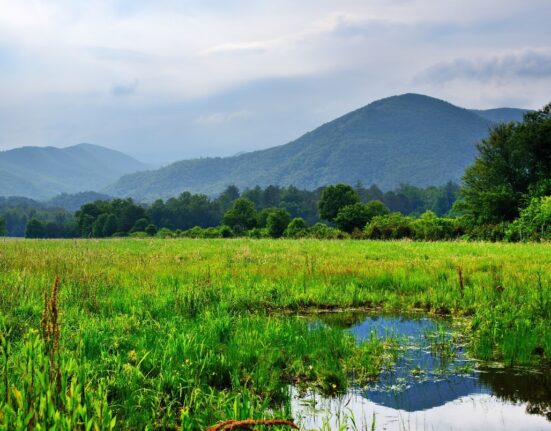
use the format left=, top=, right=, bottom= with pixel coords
left=40, top=275, right=61, bottom=392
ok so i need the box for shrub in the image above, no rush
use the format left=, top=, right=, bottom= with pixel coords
left=364, top=213, right=414, bottom=239
left=307, top=223, right=349, bottom=239
left=284, top=217, right=308, bottom=238
left=266, top=209, right=291, bottom=238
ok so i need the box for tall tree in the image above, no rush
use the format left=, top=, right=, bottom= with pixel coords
left=318, top=184, right=359, bottom=222
left=0, top=217, right=6, bottom=236
left=222, top=198, right=258, bottom=232
left=457, top=104, right=551, bottom=225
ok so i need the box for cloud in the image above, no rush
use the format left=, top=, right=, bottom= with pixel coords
left=202, top=42, right=268, bottom=56
left=417, top=49, right=551, bottom=83
left=0, top=0, right=550, bottom=161
left=112, top=81, right=138, bottom=96
left=194, top=110, right=251, bottom=125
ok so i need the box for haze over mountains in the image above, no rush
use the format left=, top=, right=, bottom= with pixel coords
left=0, top=94, right=528, bottom=202
left=0, top=143, right=147, bottom=200
left=105, top=94, right=527, bottom=201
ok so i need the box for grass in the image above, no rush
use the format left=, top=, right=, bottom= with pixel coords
left=0, top=238, right=549, bottom=429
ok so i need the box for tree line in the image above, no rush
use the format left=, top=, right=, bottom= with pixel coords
left=0, top=182, right=458, bottom=239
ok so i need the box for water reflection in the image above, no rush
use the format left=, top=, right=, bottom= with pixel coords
left=293, top=313, right=551, bottom=430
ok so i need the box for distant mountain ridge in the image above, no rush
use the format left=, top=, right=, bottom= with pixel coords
left=469, top=107, right=528, bottom=123
left=0, top=143, right=147, bottom=200
left=106, top=94, right=529, bottom=201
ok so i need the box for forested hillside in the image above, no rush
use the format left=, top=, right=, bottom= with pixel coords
left=0, top=143, right=146, bottom=199
left=106, top=94, right=495, bottom=200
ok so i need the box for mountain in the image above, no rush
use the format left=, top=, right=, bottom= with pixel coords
left=0, top=143, right=147, bottom=200
left=46, top=191, right=114, bottom=212
left=106, top=94, right=498, bottom=201
left=470, top=107, right=529, bottom=123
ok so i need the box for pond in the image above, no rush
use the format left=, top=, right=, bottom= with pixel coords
left=292, top=313, right=551, bottom=430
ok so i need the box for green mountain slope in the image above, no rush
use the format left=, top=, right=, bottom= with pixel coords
left=0, top=143, right=146, bottom=200
left=106, top=94, right=495, bottom=201
left=470, top=107, right=529, bottom=123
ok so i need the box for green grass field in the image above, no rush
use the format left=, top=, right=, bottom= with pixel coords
left=0, top=239, right=549, bottom=429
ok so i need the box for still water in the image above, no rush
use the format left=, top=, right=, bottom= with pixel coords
left=293, top=314, right=551, bottom=430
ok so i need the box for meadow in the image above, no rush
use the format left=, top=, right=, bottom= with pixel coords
left=0, top=238, right=549, bottom=429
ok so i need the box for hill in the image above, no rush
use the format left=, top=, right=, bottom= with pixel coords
left=470, top=108, right=529, bottom=123
left=0, top=143, right=147, bottom=200
left=106, top=94, right=496, bottom=201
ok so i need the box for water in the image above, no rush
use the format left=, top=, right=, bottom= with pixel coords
left=292, top=313, right=551, bottom=430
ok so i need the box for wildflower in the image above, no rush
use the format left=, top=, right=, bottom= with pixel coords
left=128, top=350, right=138, bottom=364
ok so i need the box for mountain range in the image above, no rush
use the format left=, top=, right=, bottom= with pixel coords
left=105, top=94, right=527, bottom=201
left=0, top=94, right=528, bottom=202
left=0, top=143, right=147, bottom=200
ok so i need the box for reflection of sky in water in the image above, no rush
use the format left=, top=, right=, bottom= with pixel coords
left=292, top=390, right=551, bottom=431
left=293, top=314, right=551, bottom=430
left=350, top=315, right=492, bottom=412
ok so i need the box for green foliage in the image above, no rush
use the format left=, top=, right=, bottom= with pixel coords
left=284, top=217, right=308, bottom=238
left=222, top=198, right=258, bottom=232
left=307, top=223, right=349, bottom=239
left=76, top=198, right=147, bottom=238
left=25, top=218, right=45, bottom=238
left=131, top=217, right=149, bottom=233
left=411, top=211, right=463, bottom=241
left=319, top=184, right=359, bottom=222
left=145, top=223, right=158, bottom=236
left=364, top=213, right=414, bottom=240
left=335, top=201, right=390, bottom=233
left=506, top=196, right=551, bottom=241
left=458, top=104, right=551, bottom=226
left=0, top=217, right=5, bottom=236
left=266, top=209, right=291, bottom=238
left=0, top=331, right=115, bottom=430
left=181, top=225, right=235, bottom=238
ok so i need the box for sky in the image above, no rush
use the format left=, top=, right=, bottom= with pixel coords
left=0, top=0, right=550, bottom=164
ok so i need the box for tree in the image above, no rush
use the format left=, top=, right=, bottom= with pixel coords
left=25, top=219, right=45, bottom=238
left=284, top=217, right=308, bottom=238
left=222, top=198, right=258, bottom=231
left=266, top=208, right=291, bottom=238
left=506, top=196, right=551, bottom=241
left=103, top=214, right=119, bottom=237
left=335, top=201, right=390, bottom=233
left=457, top=104, right=551, bottom=225
left=145, top=224, right=158, bottom=236
left=131, top=218, right=149, bottom=233
left=318, top=184, right=359, bottom=222
left=92, top=213, right=109, bottom=237
left=217, top=185, right=240, bottom=211
left=0, top=217, right=6, bottom=236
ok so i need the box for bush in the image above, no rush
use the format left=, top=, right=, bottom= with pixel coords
left=364, top=213, right=414, bottom=240
left=156, top=228, right=176, bottom=238
left=307, top=223, right=349, bottom=239
left=284, top=217, right=308, bottom=238
left=505, top=196, right=551, bottom=241
left=266, top=209, right=291, bottom=238
left=412, top=211, right=463, bottom=241
left=335, top=201, right=390, bottom=233
left=181, top=225, right=235, bottom=238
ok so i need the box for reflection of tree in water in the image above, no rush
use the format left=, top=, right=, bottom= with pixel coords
left=478, top=367, right=551, bottom=421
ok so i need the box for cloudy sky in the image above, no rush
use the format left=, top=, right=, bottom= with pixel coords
left=0, top=0, right=550, bottom=163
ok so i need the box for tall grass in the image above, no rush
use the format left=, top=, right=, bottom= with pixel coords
left=0, top=238, right=549, bottom=428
